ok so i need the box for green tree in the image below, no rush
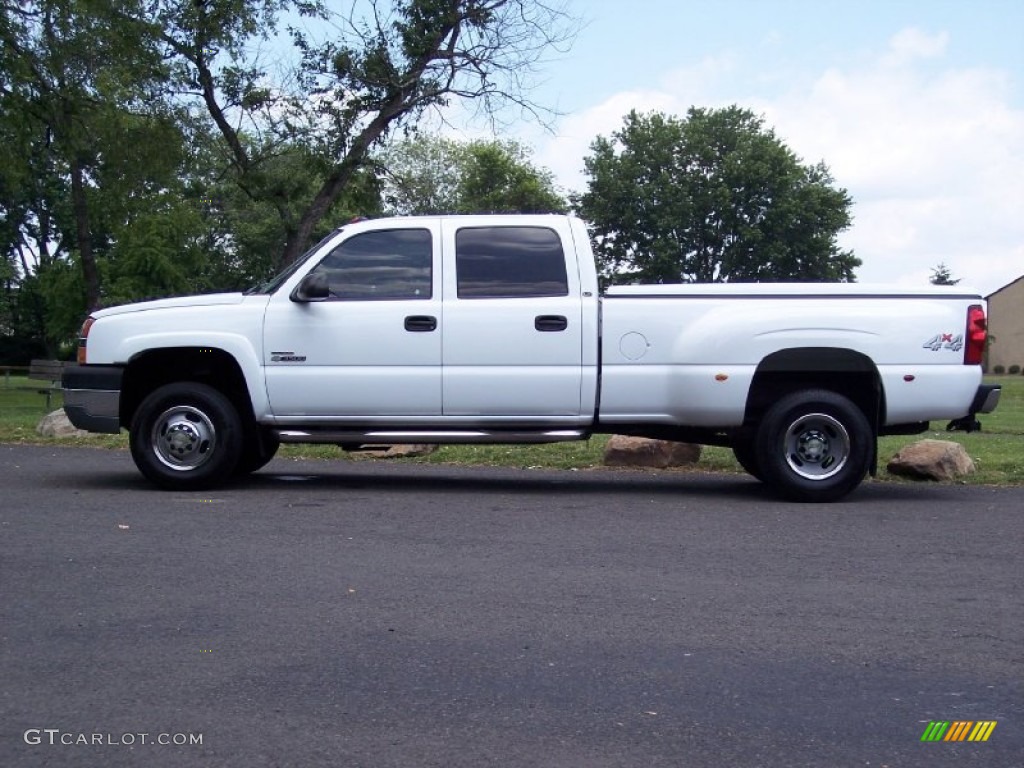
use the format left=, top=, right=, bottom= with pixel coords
left=0, top=0, right=576, bottom=356
left=379, top=134, right=566, bottom=214
left=188, top=138, right=384, bottom=291
left=0, top=0, right=171, bottom=350
left=929, top=262, right=961, bottom=286
left=160, top=0, right=577, bottom=269
left=576, top=107, right=861, bottom=285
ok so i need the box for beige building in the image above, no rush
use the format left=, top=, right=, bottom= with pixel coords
left=986, top=274, right=1024, bottom=373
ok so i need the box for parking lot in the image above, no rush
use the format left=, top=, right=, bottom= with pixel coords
left=2, top=444, right=1021, bottom=767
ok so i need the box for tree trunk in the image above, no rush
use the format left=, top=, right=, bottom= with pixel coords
left=69, top=154, right=100, bottom=312
left=278, top=106, right=412, bottom=268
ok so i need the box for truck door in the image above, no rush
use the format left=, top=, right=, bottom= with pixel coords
left=263, top=223, right=442, bottom=418
left=440, top=221, right=584, bottom=418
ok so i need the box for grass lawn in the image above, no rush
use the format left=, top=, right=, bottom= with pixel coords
left=2, top=374, right=1021, bottom=485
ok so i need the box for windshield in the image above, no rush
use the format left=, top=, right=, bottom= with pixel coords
left=245, top=229, right=344, bottom=295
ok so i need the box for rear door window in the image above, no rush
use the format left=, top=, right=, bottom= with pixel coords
left=455, top=227, right=569, bottom=299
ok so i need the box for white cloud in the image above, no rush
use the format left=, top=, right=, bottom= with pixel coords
left=883, top=28, right=949, bottom=66
left=529, top=27, right=1024, bottom=295
left=762, top=34, right=1024, bottom=295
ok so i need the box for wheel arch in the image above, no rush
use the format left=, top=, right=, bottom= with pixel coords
left=120, top=347, right=256, bottom=429
left=744, top=347, right=883, bottom=438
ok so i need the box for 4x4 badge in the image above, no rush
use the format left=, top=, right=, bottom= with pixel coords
left=922, top=333, right=963, bottom=352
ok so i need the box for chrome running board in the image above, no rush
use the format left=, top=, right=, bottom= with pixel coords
left=273, top=428, right=588, bottom=445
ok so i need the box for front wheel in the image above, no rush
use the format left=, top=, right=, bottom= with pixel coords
left=755, top=389, right=872, bottom=503
left=130, top=382, right=243, bottom=490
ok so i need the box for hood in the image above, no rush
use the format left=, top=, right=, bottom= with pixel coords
left=92, top=292, right=247, bottom=318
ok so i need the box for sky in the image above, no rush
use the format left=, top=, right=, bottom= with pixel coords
left=441, top=0, right=1024, bottom=296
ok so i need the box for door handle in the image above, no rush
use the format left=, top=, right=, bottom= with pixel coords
left=535, top=315, right=568, bottom=332
left=404, top=315, right=437, bottom=332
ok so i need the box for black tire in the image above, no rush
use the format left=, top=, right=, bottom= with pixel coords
left=731, top=438, right=764, bottom=481
left=129, top=382, right=243, bottom=490
left=235, top=428, right=280, bottom=475
left=754, top=389, right=872, bottom=503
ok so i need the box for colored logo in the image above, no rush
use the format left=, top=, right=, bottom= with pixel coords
left=922, top=333, right=964, bottom=352
left=920, top=721, right=997, bottom=742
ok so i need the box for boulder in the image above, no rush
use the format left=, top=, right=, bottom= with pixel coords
left=886, top=439, right=975, bottom=481
left=36, top=409, right=90, bottom=438
left=603, top=436, right=701, bottom=468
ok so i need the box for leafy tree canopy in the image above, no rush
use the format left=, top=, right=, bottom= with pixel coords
left=0, top=0, right=576, bottom=355
left=157, top=0, right=577, bottom=268
left=576, top=106, right=861, bottom=285
left=378, top=134, right=567, bottom=215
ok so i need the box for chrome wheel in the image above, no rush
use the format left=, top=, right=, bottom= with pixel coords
left=150, top=405, right=218, bottom=471
left=131, top=382, right=243, bottom=490
left=783, top=412, right=849, bottom=480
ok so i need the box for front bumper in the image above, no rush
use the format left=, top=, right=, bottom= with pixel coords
left=62, top=364, right=123, bottom=434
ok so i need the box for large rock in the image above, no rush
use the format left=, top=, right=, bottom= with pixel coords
left=36, top=409, right=90, bottom=438
left=603, top=436, right=701, bottom=468
left=886, top=439, right=975, bottom=481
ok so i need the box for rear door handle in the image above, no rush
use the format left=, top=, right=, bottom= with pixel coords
left=535, top=315, right=568, bottom=332
left=404, top=315, right=437, bottom=332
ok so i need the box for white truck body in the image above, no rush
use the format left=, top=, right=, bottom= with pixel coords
left=63, top=214, right=999, bottom=501
left=600, top=283, right=985, bottom=427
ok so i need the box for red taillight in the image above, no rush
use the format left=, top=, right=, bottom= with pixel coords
left=965, top=304, right=986, bottom=365
left=77, top=317, right=95, bottom=364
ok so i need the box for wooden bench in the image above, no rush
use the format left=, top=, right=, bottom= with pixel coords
left=25, top=359, right=68, bottom=409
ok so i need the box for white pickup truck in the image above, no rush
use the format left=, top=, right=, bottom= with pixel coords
left=62, top=214, right=999, bottom=501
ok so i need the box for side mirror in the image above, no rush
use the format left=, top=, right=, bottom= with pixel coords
left=290, top=272, right=330, bottom=302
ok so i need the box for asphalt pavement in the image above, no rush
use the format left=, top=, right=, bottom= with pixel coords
left=2, top=443, right=1021, bottom=767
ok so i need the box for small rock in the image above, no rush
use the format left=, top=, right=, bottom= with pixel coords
left=36, top=409, right=90, bottom=438
left=603, top=436, right=701, bottom=468
left=381, top=444, right=439, bottom=459
left=348, top=443, right=438, bottom=458
left=886, top=439, right=975, bottom=481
